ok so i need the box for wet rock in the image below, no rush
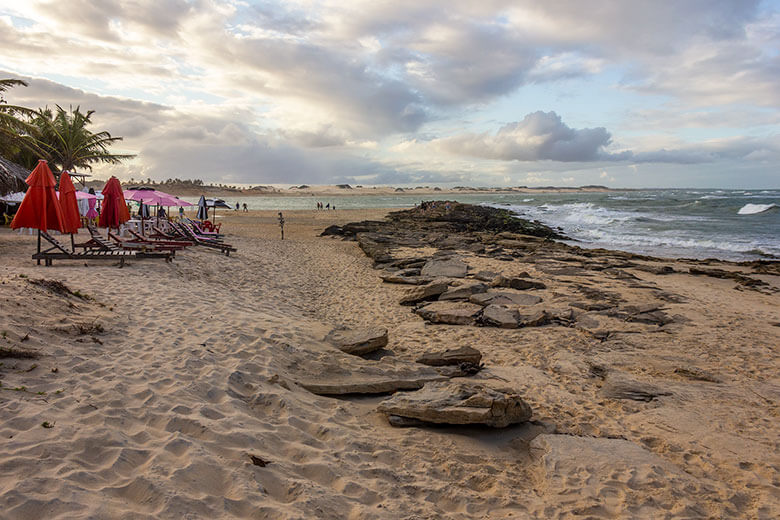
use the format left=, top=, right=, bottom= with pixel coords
left=421, top=257, right=469, bottom=278
left=377, top=382, right=532, bottom=428
left=470, top=291, right=542, bottom=307
left=325, top=326, right=388, bottom=356
left=399, top=280, right=450, bottom=305
left=415, top=301, right=482, bottom=325
left=491, top=274, right=546, bottom=290
left=416, top=346, right=483, bottom=366
left=439, top=282, right=488, bottom=300
left=481, top=304, right=520, bottom=328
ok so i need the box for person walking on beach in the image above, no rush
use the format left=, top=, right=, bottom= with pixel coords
left=235, top=202, right=239, bottom=211
left=243, top=203, right=248, bottom=212
left=278, top=211, right=285, bottom=240
left=325, top=202, right=330, bottom=210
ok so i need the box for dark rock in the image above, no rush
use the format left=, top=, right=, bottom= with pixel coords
left=415, top=301, right=482, bottom=325
left=439, top=282, right=488, bottom=300
left=473, top=270, right=498, bottom=282
left=518, top=310, right=550, bottom=327
left=399, top=280, right=450, bottom=305
left=319, top=225, right=343, bottom=236
left=325, top=327, right=389, bottom=355
left=416, top=346, right=483, bottom=366
left=377, top=382, right=532, bottom=428
left=481, top=304, right=519, bottom=328
left=491, top=275, right=546, bottom=290
left=380, top=273, right=433, bottom=285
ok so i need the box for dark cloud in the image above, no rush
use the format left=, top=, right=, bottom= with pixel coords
left=439, top=111, right=614, bottom=162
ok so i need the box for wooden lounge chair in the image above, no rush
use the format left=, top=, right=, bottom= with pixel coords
left=172, top=222, right=236, bottom=256
left=108, top=231, right=186, bottom=257
left=127, top=229, right=193, bottom=248
left=81, top=225, right=172, bottom=262
left=33, top=231, right=136, bottom=266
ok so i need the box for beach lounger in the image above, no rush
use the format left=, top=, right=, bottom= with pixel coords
left=33, top=231, right=136, bottom=266
left=172, top=222, right=236, bottom=256
left=108, top=231, right=186, bottom=257
left=80, top=226, right=172, bottom=262
left=127, top=229, right=193, bottom=248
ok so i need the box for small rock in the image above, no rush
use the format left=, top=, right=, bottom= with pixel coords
left=325, top=327, right=389, bottom=355
left=377, top=382, right=532, bottom=428
left=415, top=301, right=482, bottom=325
left=417, top=346, right=483, bottom=366
left=400, top=280, right=449, bottom=305
left=602, top=373, right=671, bottom=402
left=481, top=304, right=519, bottom=328
left=420, top=257, right=469, bottom=278
left=473, top=270, right=498, bottom=282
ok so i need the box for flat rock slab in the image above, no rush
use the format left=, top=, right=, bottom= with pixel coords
left=377, top=382, right=532, bottom=427
left=439, top=282, right=488, bottom=300
left=325, top=326, right=388, bottom=355
left=481, top=304, right=520, bottom=328
left=470, top=290, right=543, bottom=307
left=296, top=360, right=446, bottom=395
left=602, top=373, right=672, bottom=402
left=421, top=257, right=469, bottom=278
left=416, top=346, right=483, bottom=366
left=492, top=275, right=546, bottom=290
left=415, top=301, right=483, bottom=325
left=400, top=280, right=449, bottom=305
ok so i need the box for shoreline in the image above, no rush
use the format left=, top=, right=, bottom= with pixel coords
left=1, top=208, right=778, bottom=518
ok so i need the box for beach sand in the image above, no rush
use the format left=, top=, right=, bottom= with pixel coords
left=0, top=208, right=778, bottom=519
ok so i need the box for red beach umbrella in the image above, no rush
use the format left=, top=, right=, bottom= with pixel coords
left=58, top=171, right=81, bottom=234
left=10, top=159, right=66, bottom=263
left=11, top=159, right=66, bottom=233
left=99, top=176, right=130, bottom=231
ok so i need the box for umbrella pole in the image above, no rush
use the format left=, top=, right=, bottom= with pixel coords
left=70, top=233, right=75, bottom=253
left=37, top=229, right=41, bottom=265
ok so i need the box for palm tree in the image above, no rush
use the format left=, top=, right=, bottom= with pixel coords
left=29, top=105, right=135, bottom=173
left=0, top=79, right=43, bottom=160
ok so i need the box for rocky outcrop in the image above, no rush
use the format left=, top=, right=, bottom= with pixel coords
left=416, top=346, right=482, bottom=366
left=377, top=382, right=533, bottom=427
left=438, top=282, right=488, bottom=300
left=491, top=274, right=547, bottom=290
left=325, top=326, right=388, bottom=355
left=469, top=290, right=542, bottom=307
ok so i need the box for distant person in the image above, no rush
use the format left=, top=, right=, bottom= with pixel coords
left=325, top=202, right=330, bottom=210
left=332, top=205, right=336, bottom=210
left=179, top=206, right=185, bottom=219
left=243, top=203, right=248, bottom=212
left=235, top=202, right=239, bottom=211
left=158, top=207, right=167, bottom=218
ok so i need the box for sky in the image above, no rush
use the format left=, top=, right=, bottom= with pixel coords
left=0, top=0, right=778, bottom=188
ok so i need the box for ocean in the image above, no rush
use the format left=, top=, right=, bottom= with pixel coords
left=191, top=189, right=780, bottom=262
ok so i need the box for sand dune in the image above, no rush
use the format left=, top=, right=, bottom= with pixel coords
left=1, top=209, right=778, bottom=519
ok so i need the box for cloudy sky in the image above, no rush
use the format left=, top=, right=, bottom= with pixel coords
left=0, top=0, right=778, bottom=188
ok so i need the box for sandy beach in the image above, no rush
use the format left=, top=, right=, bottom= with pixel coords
left=1, top=208, right=779, bottom=519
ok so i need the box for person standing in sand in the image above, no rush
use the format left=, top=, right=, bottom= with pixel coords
left=278, top=211, right=285, bottom=240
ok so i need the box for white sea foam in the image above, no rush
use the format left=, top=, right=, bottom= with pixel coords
left=737, top=203, right=778, bottom=215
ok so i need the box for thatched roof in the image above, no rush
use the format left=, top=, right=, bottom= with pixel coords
left=0, top=156, right=28, bottom=195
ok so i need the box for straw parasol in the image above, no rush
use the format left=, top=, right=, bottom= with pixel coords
left=0, top=155, right=29, bottom=196
left=10, top=159, right=66, bottom=262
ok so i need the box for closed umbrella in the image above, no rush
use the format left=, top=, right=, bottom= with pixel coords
left=99, top=176, right=130, bottom=233
left=57, top=171, right=81, bottom=250
left=10, top=159, right=66, bottom=263
left=196, top=195, right=208, bottom=220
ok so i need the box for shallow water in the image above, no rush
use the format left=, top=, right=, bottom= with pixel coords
left=186, top=189, right=780, bottom=261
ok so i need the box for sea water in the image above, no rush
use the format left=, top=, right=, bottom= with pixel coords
left=191, top=189, right=780, bottom=261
